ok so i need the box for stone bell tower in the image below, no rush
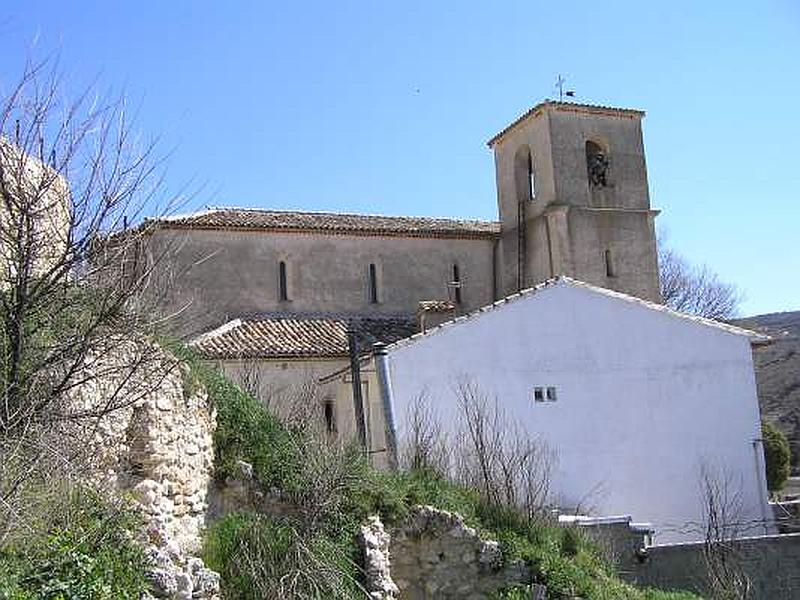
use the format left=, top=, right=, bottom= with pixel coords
left=488, top=101, right=661, bottom=302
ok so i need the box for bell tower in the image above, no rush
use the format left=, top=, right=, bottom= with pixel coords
left=488, top=101, right=661, bottom=302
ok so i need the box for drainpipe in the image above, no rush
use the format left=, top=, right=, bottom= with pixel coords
left=492, top=237, right=499, bottom=301
left=373, top=342, right=398, bottom=471
left=752, top=436, right=771, bottom=535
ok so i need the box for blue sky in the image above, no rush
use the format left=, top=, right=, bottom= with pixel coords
left=2, top=1, right=798, bottom=316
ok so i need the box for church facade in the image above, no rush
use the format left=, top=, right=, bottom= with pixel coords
left=147, top=100, right=661, bottom=346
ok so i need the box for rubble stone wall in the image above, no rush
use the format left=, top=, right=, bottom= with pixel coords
left=68, top=341, right=220, bottom=598
left=360, top=506, right=535, bottom=600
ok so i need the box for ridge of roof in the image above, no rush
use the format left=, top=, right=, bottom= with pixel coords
left=384, top=277, right=771, bottom=353
left=192, top=318, right=243, bottom=344
left=150, top=207, right=501, bottom=239
left=487, top=100, right=645, bottom=148
left=200, top=310, right=415, bottom=328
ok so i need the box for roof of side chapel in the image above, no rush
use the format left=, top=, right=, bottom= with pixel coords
left=190, top=313, right=418, bottom=360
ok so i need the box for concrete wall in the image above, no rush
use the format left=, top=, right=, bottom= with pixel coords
left=572, top=518, right=800, bottom=599
left=147, top=228, right=496, bottom=336
left=383, top=281, right=771, bottom=543
left=626, top=534, right=800, bottom=599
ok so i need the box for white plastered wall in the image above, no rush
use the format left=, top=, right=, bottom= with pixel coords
left=385, top=282, right=771, bottom=543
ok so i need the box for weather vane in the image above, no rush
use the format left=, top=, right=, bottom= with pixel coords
left=554, top=75, right=576, bottom=102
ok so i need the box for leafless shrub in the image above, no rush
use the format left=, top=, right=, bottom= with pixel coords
left=452, top=379, right=556, bottom=522
left=698, top=463, right=752, bottom=600
left=233, top=358, right=265, bottom=405
left=278, top=378, right=330, bottom=436
left=400, top=391, right=449, bottom=474
left=659, top=238, right=742, bottom=320
left=0, top=57, right=186, bottom=537
left=254, top=376, right=365, bottom=528
left=230, top=364, right=330, bottom=434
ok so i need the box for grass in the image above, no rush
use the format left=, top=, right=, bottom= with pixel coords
left=359, top=470, right=700, bottom=600
left=0, top=484, right=150, bottom=600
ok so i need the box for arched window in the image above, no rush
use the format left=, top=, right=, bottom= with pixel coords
left=452, top=264, right=462, bottom=304
left=368, top=263, right=379, bottom=304
left=527, top=151, right=536, bottom=201
left=278, top=260, right=289, bottom=301
left=586, top=141, right=609, bottom=188
left=514, top=145, right=536, bottom=202
left=604, top=249, right=615, bottom=278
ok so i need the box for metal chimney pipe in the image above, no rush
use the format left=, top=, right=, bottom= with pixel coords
left=373, top=342, right=398, bottom=471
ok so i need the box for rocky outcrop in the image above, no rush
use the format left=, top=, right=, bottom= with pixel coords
left=736, top=311, right=800, bottom=471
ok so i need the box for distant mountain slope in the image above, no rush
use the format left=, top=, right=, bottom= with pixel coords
left=735, top=311, right=800, bottom=470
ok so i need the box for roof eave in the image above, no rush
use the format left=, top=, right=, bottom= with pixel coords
left=487, top=100, right=646, bottom=148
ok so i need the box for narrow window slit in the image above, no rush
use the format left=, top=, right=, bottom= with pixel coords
left=452, top=264, right=462, bottom=304
left=324, top=400, right=336, bottom=433
left=604, top=250, right=615, bottom=278
left=369, top=263, right=378, bottom=304
left=279, top=260, right=288, bottom=301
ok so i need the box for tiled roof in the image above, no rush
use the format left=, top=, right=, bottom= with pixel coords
left=487, top=101, right=645, bottom=148
left=386, top=277, right=771, bottom=352
left=418, top=300, right=456, bottom=313
left=190, top=313, right=418, bottom=360
left=154, top=208, right=500, bottom=239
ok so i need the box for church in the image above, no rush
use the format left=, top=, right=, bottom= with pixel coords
left=142, top=100, right=771, bottom=542
left=143, top=101, right=662, bottom=400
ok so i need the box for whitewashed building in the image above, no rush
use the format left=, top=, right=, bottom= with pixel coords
left=346, top=277, right=772, bottom=543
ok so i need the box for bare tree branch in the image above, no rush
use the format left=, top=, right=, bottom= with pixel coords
left=0, top=56, right=189, bottom=536
left=658, top=234, right=743, bottom=320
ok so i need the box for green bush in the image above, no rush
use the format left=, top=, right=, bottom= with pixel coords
left=164, top=341, right=304, bottom=489
left=762, top=421, right=791, bottom=493
left=0, top=485, right=149, bottom=600
left=204, top=512, right=362, bottom=600
left=359, top=470, right=699, bottom=600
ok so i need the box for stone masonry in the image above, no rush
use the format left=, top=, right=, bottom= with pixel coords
left=68, top=340, right=220, bottom=599
left=359, top=506, right=536, bottom=600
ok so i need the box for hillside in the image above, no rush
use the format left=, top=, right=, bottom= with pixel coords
left=735, top=311, right=800, bottom=470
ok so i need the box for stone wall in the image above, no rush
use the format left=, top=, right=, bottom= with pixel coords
left=147, top=228, right=496, bottom=337
left=68, top=340, right=220, bottom=599
left=359, top=506, right=536, bottom=600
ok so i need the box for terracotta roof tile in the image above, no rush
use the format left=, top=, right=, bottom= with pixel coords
left=191, top=313, right=418, bottom=360
left=154, top=208, right=500, bottom=239
left=418, top=300, right=456, bottom=313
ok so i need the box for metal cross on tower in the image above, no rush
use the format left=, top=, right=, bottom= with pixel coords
left=554, top=75, right=575, bottom=101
